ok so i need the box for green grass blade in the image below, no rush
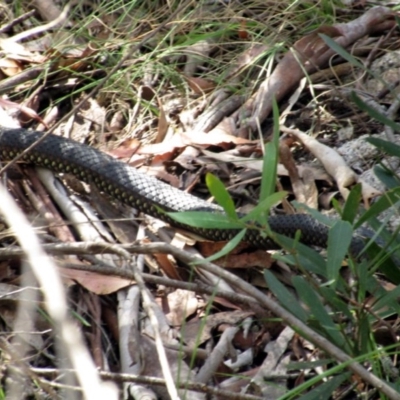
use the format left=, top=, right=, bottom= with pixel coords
left=327, top=220, right=353, bottom=287
left=373, top=284, right=400, bottom=315
left=319, top=287, right=353, bottom=320
left=241, top=191, right=287, bottom=223
left=167, top=211, right=243, bottom=229
left=205, top=173, right=237, bottom=220
left=292, top=201, right=335, bottom=227
left=342, top=183, right=361, bottom=224
left=295, top=372, right=351, bottom=400
left=260, top=98, right=280, bottom=201
left=319, top=34, right=364, bottom=68
left=373, top=164, right=400, bottom=189
left=194, top=229, right=247, bottom=264
left=264, top=270, right=309, bottom=323
left=355, top=187, right=400, bottom=228
left=366, top=137, right=400, bottom=158
left=292, top=277, right=348, bottom=350
left=260, top=141, right=278, bottom=201
left=272, top=233, right=327, bottom=277
left=351, top=92, right=400, bottom=132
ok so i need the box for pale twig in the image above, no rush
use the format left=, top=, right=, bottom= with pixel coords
left=3, top=2, right=71, bottom=43
left=31, top=368, right=264, bottom=400
left=0, top=182, right=118, bottom=400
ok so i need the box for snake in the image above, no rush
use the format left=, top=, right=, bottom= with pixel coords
left=0, top=127, right=365, bottom=255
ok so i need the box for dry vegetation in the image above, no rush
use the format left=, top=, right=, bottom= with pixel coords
left=1, top=0, right=400, bottom=399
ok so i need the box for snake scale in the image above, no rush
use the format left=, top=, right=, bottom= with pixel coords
left=0, top=127, right=365, bottom=255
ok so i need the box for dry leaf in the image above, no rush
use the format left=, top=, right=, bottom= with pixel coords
left=60, top=267, right=134, bottom=295
left=284, top=127, right=382, bottom=202
left=285, top=127, right=357, bottom=199
left=184, top=76, right=216, bottom=94
left=153, top=91, right=169, bottom=143
left=164, top=289, right=198, bottom=326
left=0, top=58, right=23, bottom=76
left=153, top=253, right=181, bottom=280
left=138, top=129, right=252, bottom=156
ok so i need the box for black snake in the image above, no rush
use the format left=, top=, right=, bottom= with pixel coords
left=0, top=127, right=365, bottom=255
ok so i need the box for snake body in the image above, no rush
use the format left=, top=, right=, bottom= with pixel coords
left=0, top=127, right=364, bottom=254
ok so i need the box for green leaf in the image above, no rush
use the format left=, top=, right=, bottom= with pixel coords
left=342, top=183, right=361, bottom=224
left=241, top=191, right=287, bottom=223
left=272, top=99, right=280, bottom=150
left=355, top=187, right=400, bottom=228
left=167, top=211, right=243, bottom=229
left=287, top=359, right=332, bottom=370
left=260, top=141, right=278, bottom=201
left=205, top=173, right=237, bottom=220
left=296, top=372, right=351, bottom=400
left=373, top=284, right=400, bottom=315
left=319, top=287, right=353, bottom=320
left=259, top=98, right=280, bottom=202
left=193, top=229, right=247, bottom=264
left=379, top=256, right=400, bottom=285
left=292, top=201, right=335, bottom=227
left=355, top=255, right=368, bottom=304
left=366, top=137, right=400, bottom=158
left=351, top=92, right=400, bottom=132
left=292, top=277, right=348, bottom=350
left=373, top=164, right=400, bottom=189
left=264, top=270, right=309, bottom=322
left=326, top=220, right=353, bottom=287
left=272, top=233, right=327, bottom=277
left=319, top=34, right=364, bottom=68
left=356, top=312, right=371, bottom=355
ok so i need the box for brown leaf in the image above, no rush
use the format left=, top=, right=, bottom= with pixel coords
left=108, top=138, right=141, bottom=159
left=153, top=253, right=182, bottom=280
left=0, top=98, right=47, bottom=127
left=60, top=267, right=134, bottom=295
left=279, top=142, right=318, bottom=208
left=155, top=98, right=169, bottom=143
left=184, top=75, right=216, bottom=94
left=164, top=289, right=198, bottom=326
left=0, top=58, right=23, bottom=77
left=238, top=19, right=249, bottom=40
left=137, top=129, right=252, bottom=156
